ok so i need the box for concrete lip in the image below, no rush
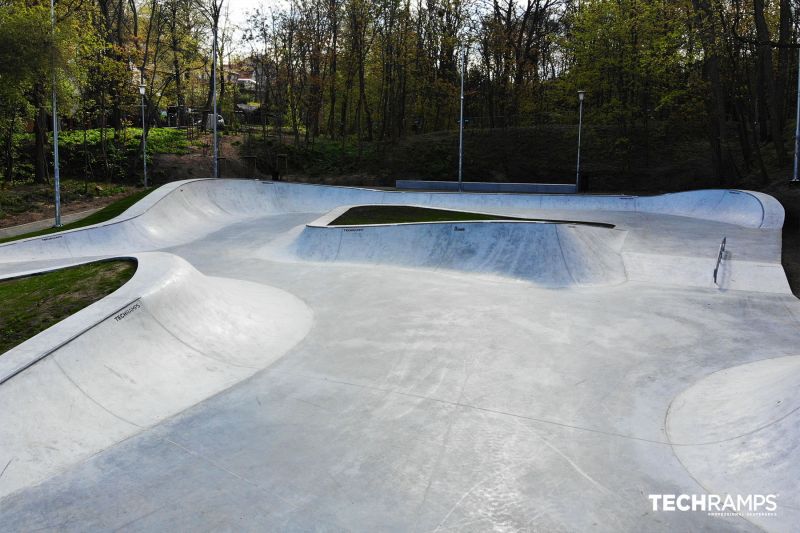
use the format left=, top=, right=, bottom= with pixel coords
left=0, top=179, right=797, bottom=531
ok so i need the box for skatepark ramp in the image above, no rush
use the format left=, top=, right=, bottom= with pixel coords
left=291, top=217, right=627, bottom=287
left=0, top=252, right=312, bottom=499
left=0, top=179, right=788, bottom=293
left=0, top=180, right=783, bottom=266
left=666, top=356, right=800, bottom=531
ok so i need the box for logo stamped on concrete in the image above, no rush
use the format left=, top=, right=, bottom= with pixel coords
left=648, top=493, right=779, bottom=518
left=114, top=301, right=142, bottom=322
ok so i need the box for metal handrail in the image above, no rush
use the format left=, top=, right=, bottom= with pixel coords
left=713, top=236, right=727, bottom=285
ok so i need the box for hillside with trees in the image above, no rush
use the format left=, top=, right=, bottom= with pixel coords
left=0, top=0, right=799, bottom=188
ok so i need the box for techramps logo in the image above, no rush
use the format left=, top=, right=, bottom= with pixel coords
left=648, top=493, right=779, bottom=518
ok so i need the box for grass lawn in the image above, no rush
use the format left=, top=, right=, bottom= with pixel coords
left=329, top=205, right=534, bottom=225
left=0, top=260, right=137, bottom=355
left=0, top=188, right=154, bottom=244
left=329, top=205, right=614, bottom=227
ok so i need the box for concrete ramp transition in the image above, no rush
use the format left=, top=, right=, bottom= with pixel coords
left=667, top=356, right=800, bottom=531
left=0, top=180, right=784, bottom=262
left=293, top=217, right=627, bottom=287
left=0, top=253, right=312, bottom=499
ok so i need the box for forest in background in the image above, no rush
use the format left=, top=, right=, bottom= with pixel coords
left=1, top=0, right=800, bottom=188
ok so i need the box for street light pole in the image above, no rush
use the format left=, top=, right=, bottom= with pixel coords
left=50, top=0, right=61, bottom=227
left=458, top=49, right=466, bottom=193
left=576, top=90, right=586, bottom=193
left=793, top=45, right=800, bottom=182
left=211, top=22, right=219, bottom=179
left=139, top=85, right=148, bottom=187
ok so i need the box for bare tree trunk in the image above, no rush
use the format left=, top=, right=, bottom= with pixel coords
left=3, top=110, right=15, bottom=182
left=691, top=0, right=731, bottom=185
left=358, top=52, right=373, bottom=142
left=82, top=88, right=92, bottom=193
left=99, top=89, right=109, bottom=180
left=33, top=84, right=50, bottom=184
left=328, top=0, right=338, bottom=138
left=340, top=65, right=353, bottom=138
left=169, top=0, right=185, bottom=125
left=775, top=0, right=792, bottom=133
left=753, top=0, right=787, bottom=163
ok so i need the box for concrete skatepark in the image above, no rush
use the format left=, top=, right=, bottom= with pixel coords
left=0, top=178, right=798, bottom=531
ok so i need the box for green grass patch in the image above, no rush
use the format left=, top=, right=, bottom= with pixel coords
left=0, top=260, right=136, bottom=355
left=0, top=187, right=155, bottom=244
left=329, top=205, right=535, bottom=225
left=329, top=205, right=616, bottom=227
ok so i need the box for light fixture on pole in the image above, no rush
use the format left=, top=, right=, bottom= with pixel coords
left=139, top=85, right=148, bottom=187
left=458, top=49, right=466, bottom=193
left=576, top=90, right=586, bottom=193
left=50, top=0, right=61, bottom=227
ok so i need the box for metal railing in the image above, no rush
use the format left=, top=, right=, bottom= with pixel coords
left=713, top=236, right=727, bottom=285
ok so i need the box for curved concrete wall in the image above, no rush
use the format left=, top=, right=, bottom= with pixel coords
left=0, top=179, right=783, bottom=266
left=293, top=221, right=627, bottom=287
left=0, top=252, right=312, bottom=499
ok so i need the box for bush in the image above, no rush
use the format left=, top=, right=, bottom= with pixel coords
left=6, top=127, right=189, bottom=183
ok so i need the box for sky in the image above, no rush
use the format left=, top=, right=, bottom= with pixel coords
left=226, top=0, right=272, bottom=28
left=224, top=0, right=281, bottom=53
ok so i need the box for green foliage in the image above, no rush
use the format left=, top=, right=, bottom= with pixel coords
left=5, top=128, right=190, bottom=183
left=248, top=135, right=379, bottom=176
left=0, top=3, right=50, bottom=112
left=560, top=0, right=697, bottom=132
left=0, top=0, right=794, bottom=189
left=56, top=128, right=188, bottom=155
left=130, top=128, right=191, bottom=155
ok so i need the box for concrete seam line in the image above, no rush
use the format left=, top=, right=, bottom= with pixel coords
left=332, top=227, right=344, bottom=262
left=307, top=371, right=800, bottom=447
left=52, top=357, right=143, bottom=429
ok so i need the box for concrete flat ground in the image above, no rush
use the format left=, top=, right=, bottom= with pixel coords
left=0, top=180, right=798, bottom=532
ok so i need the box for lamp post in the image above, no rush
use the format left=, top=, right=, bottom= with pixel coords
left=194, top=0, right=222, bottom=178
left=139, top=85, right=148, bottom=187
left=232, top=72, right=239, bottom=132
left=458, top=49, right=466, bottom=192
left=576, top=90, right=586, bottom=193
left=50, top=0, right=61, bottom=226
left=793, top=45, right=800, bottom=182
left=211, top=22, right=219, bottom=179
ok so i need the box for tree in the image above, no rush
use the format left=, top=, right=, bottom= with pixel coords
left=0, top=2, right=51, bottom=182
